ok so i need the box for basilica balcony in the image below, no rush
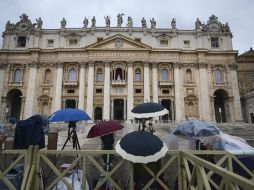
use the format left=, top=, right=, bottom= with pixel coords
left=41, top=80, right=52, bottom=86
left=111, top=80, right=126, bottom=86
left=159, top=80, right=174, bottom=87
left=214, top=81, right=227, bottom=87
left=63, top=80, right=79, bottom=87
left=8, top=81, right=23, bottom=87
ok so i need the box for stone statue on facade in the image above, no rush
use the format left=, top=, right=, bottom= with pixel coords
left=150, top=18, right=156, bottom=29
left=141, top=17, right=147, bottom=28
left=36, top=17, right=43, bottom=30
left=117, top=13, right=124, bottom=27
left=171, top=18, right=176, bottom=29
left=195, top=18, right=201, bottom=30
left=5, top=21, right=14, bottom=32
left=104, top=16, right=111, bottom=27
left=61, top=18, right=66, bottom=29
left=83, top=17, right=89, bottom=28
left=91, top=16, right=96, bottom=27
left=126, top=16, right=133, bottom=28
left=222, top=22, right=231, bottom=32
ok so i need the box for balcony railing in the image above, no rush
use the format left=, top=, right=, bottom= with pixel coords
left=41, top=81, right=52, bottom=86
left=112, top=80, right=126, bottom=86
left=159, top=80, right=174, bottom=87
left=8, top=81, right=23, bottom=87
left=1, top=146, right=254, bottom=190
left=63, top=80, right=78, bottom=86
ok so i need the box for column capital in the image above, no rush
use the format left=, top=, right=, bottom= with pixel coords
left=79, top=61, right=87, bottom=67
left=127, top=61, right=134, bottom=67
left=0, top=63, right=8, bottom=69
left=27, top=61, right=39, bottom=68
left=228, top=63, right=237, bottom=70
left=143, top=61, right=150, bottom=67
left=173, top=62, right=181, bottom=68
left=56, top=61, right=63, bottom=68
left=198, top=62, right=208, bottom=69
left=151, top=62, right=159, bottom=68
left=104, top=60, right=111, bottom=67
left=88, top=60, right=94, bottom=67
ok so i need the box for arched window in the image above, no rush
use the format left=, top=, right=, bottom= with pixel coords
left=115, top=68, right=123, bottom=80
left=186, top=69, right=192, bottom=81
left=214, top=69, right=223, bottom=83
left=135, top=68, right=141, bottom=81
left=96, top=68, right=103, bottom=81
left=161, top=69, right=168, bottom=81
left=44, top=69, right=51, bottom=82
left=68, top=68, right=77, bottom=81
left=14, top=69, right=22, bottom=82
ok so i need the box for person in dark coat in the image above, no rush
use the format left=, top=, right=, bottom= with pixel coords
left=13, top=115, right=45, bottom=149
left=100, top=133, right=114, bottom=168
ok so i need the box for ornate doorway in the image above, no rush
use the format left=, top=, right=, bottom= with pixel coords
left=94, top=107, right=102, bottom=121
left=214, top=89, right=228, bottom=123
left=161, top=99, right=171, bottom=122
left=6, top=89, right=22, bottom=121
left=113, top=99, right=124, bottom=120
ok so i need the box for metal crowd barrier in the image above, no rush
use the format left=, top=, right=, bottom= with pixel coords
left=1, top=146, right=254, bottom=190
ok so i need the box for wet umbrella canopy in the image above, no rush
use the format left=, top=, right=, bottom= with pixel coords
left=115, top=131, right=168, bottom=164
left=130, top=102, right=168, bottom=119
left=87, top=120, right=124, bottom=138
left=172, top=120, right=221, bottom=137
left=48, top=108, right=91, bottom=122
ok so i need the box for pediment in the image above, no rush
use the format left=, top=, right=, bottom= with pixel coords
left=86, top=34, right=151, bottom=51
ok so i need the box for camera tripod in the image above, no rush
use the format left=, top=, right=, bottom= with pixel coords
left=61, top=122, right=81, bottom=150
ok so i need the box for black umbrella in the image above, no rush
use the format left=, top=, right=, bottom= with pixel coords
left=115, top=131, right=168, bottom=164
left=130, top=102, right=168, bottom=119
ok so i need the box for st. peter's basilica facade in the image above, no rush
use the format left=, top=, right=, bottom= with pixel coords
left=0, top=14, right=242, bottom=123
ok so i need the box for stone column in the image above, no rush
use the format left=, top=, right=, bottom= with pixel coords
left=0, top=63, right=7, bottom=121
left=103, top=61, right=111, bottom=120
left=127, top=61, right=134, bottom=121
left=53, top=62, right=63, bottom=113
left=143, top=62, right=150, bottom=102
left=229, top=63, right=243, bottom=121
left=152, top=62, right=159, bottom=103
left=86, top=61, right=94, bottom=120
left=23, top=62, right=38, bottom=119
left=198, top=63, right=211, bottom=121
left=78, top=62, right=86, bottom=110
left=174, top=62, right=183, bottom=122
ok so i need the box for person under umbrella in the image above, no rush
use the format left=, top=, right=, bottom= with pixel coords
left=48, top=108, right=91, bottom=150
left=87, top=120, right=124, bottom=170
left=130, top=102, right=168, bottom=133
left=115, top=131, right=168, bottom=189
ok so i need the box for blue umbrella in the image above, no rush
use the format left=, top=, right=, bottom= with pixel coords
left=48, top=108, right=91, bottom=122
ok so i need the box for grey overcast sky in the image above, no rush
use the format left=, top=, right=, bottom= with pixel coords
left=0, top=0, right=253, bottom=54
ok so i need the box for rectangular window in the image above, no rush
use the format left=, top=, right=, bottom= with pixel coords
left=211, top=37, right=219, bottom=48
left=184, top=40, right=190, bottom=47
left=69, top=39, right=78, bottom=46
left=97, top=38, right=103, bottom=43
left=135, top=89, right=142, bottom=93
left=160, top=39, right=168, bottom=45
left=135, top=38, right=141, bottom=43
left=67, top=89, right=75, bottom=93
left=96, top=89, right=102, bottom=93
left=162, top=89, right=169, bottom=94
left=47, top=39, right=54, bottom=47
left=17, top=36, right=26, bottom=47
left=239, top=81, right=244, bottom=88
